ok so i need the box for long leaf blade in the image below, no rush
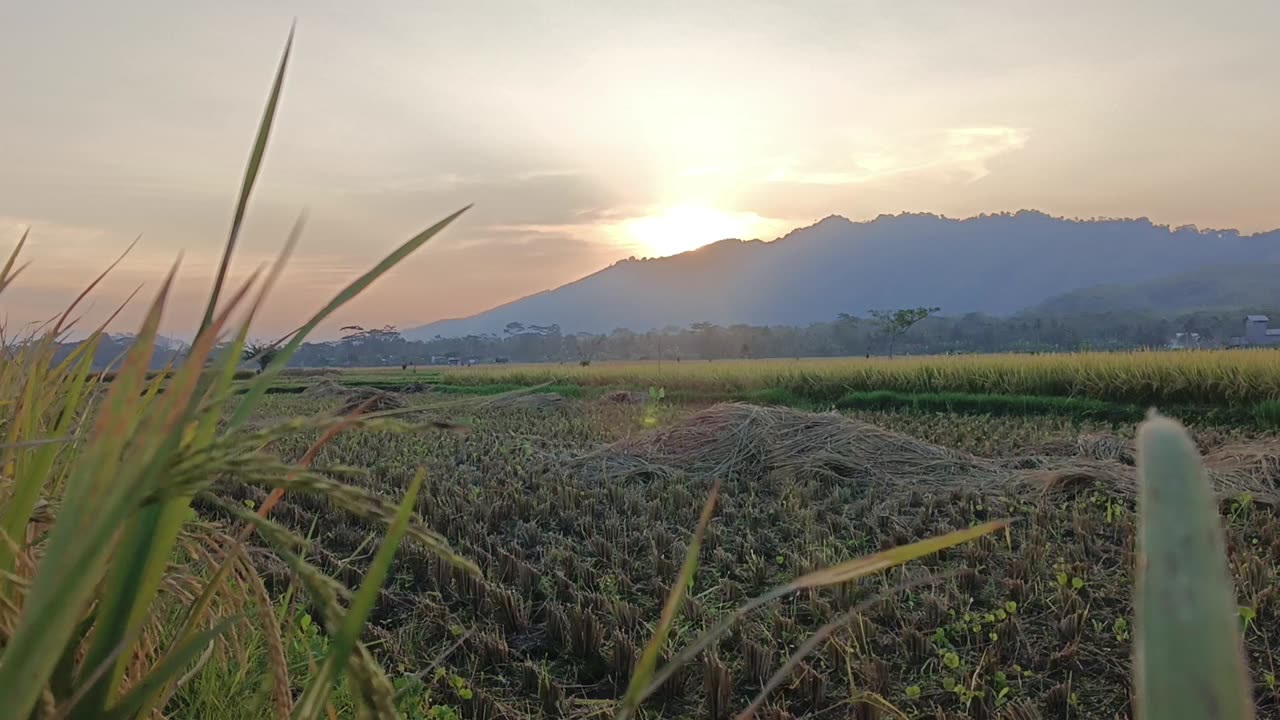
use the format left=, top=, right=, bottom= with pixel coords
left=616, top=479, right=721, bottom=720
left=0, top=263, right=179, bottom=719
left=634, top=520, right=1007, bottom=708
left=97, top=617, right=240, bottom=720
left=228, top=204, right=469, bottom=430
left=292, top=467, right=427, bottom=719
left=199, top=23, right=293, bottom=335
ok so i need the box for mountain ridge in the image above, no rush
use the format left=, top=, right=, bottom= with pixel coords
left=405, top=210, right=1280, bottom=339
left=1032, top=263, right=1280, bottom=316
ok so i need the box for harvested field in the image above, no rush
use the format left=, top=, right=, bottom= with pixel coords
left=204, top=397, right=1280, bottom=719
left=490, top=392, right=568, bottom=410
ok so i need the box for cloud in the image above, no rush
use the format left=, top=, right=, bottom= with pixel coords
left=766, top=126, right=1030, bottom=186
left=336, top=169, right=637, bottom=244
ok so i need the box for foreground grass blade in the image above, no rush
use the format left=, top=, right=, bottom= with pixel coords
left=72, top=274, right=258, bottom=719
left=228, top=203, right=470, bottom=430
left=0, top=344, right=96, bottom=576
left=53, top=235, right=138, bottom=335
left=738, top=570, right=957, bottom=719
left=292, top=468, right=427, bottom=719
left=199, top=23, right=293, bottom=335
left=1134, top=414, right=1253, bottom=719
left=97, top=616, right=240, bottom=720
left=615, top=479, right=721, bottom=720
left=0, top=264, right=178, bottom=719
left=0, top=227, right=29, bottom=293
left=634, top=520, right=1007, bottom=708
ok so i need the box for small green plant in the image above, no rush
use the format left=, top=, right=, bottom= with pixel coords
left=1113, top=617, right=1130, bottom=642
left=1239, top=606, right=1257, bottom=635
left=642, top=386, right=667, bottom=427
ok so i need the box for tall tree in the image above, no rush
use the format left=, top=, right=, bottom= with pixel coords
left=869, top=307, right=940, bottom=357
left=242, top=342, right=277, bottom=373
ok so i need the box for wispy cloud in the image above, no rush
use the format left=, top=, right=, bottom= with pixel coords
left=766, top=127, right=1030, bottom=185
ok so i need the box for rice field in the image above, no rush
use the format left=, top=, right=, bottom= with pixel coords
left=414, top=349, right=1280, bottom=407
left=180, top=386, right=1280, bottom=718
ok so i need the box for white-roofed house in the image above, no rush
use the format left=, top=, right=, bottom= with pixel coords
left=1243, top=315, right=1280, bottom=346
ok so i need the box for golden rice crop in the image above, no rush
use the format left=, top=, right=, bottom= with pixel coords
left=433, top=349, right=1280, bottom=405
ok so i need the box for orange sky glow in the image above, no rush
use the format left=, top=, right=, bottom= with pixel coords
left=3, top=1, right=1278, bottom=339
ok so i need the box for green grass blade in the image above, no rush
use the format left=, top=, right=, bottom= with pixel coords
left=49, top=615, right=97, bottom=705
left=783, top=520, right=1007, bottom=590
left=0, top=345, right=97, bottom=577
left=0, top=350, right=51, bottom=580
left=228, top=204, right=469, bottom=430
left=53, top=235, right=138, bottom=335
left=616, top=479, right=720, bottom=720
left=634, top=520, right=1006, bottom=707
left=96, top=617, right=240, bottom=720
left=198, top=24, right=293, bottom=335
left=0, top=226, right=29, bottom=292
left=737, top=570, right=954, bottom=719
left=194, top=212, right=304, bottom=435
left=1134, top=414, right=1254, bottom=720
left=72, top=274, right=258, bottom=716
left=0, top=264, right=178, bottom=720
left=292, top=467, right=426, bottom=720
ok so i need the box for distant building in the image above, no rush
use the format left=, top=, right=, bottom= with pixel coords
left=1230, top=315, right=1280, bottom=347
left=1168, top=332, right=1202, bottom=350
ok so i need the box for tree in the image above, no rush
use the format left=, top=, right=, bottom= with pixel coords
left=869, top=306, right=940, bottom=357
left=341, top=324, right=403, bottom=344
left=242, top=342, right=277, bottom=373
left=574, top=333, right=606, bottom=365
left=834, top=312, right=864, bottom=355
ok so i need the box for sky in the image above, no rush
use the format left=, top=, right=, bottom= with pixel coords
left=3, top=0, right=1278, bottom=339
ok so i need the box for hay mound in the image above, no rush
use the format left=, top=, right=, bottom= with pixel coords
left=569, top=402, right=1280, bottom=504
left=574, top=403, right=991, bottom=492
left=303, top=378, right=348, bottom=396
left=492, top=393, right=567, bottom=410
left=338, top=387, right=405, bottom=414
left=1031, top=432, right=1135, bottom=465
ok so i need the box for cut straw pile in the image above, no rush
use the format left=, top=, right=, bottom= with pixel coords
left=569, top=403, right=1280, bottom=504
left=302, top=378, right=348, bottom=396
left=338, top=387, right=406, bottom=414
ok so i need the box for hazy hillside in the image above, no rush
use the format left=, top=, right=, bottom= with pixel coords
left=1033, top=264, right=1280, bottom=316
left=405, top=211, right=1280, bottom=338
left=53, top=334, right=188, bottom=371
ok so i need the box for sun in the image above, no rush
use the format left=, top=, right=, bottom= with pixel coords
left=619, top=204, right=769, bottom=257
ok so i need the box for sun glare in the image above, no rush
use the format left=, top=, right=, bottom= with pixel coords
left=619, top=204, right=770, bottom=257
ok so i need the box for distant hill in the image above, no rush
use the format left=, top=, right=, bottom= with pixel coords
left=405, top=211, right=1280, bottom=338
left=1033, top=264, right=1280, bottom=316
left=51, top=333, right=189, bottom=371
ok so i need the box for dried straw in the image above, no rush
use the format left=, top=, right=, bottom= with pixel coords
left=569, top=403, right=1280, bottom=505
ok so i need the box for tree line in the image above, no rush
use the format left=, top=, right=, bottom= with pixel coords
left=277, top=308, right=1263, bottom=367
left=57, top=307, right=1270, bottom=371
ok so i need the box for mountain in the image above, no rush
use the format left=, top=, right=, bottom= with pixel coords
left=405, top=211, right=1280, bottom=338
left=1033, top=263, right=1280, bottom=316
left=52, top=333, right=188, bottom=371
